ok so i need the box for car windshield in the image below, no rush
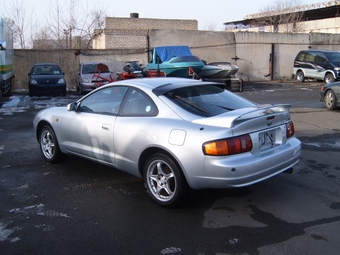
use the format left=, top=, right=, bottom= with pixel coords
left=33, top=65, right=61, bottom=75
left=325, top=52, right=340, bottom=65
left=82, top=63, right=110, bottom=74
left=164, top=84, right=256, bottom=117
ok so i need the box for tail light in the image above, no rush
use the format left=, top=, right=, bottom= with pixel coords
left=286, top=122, right=295, bottom=138
left=203, top=135, right=253, bottom=156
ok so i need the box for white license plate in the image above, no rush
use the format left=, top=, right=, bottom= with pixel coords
left=259, top=130, right=275, bottom=150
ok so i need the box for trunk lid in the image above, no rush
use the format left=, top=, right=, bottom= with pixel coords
left=192, top=104, right=291, bottom=135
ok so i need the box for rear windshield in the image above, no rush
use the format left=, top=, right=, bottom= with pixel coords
left=164, top=85, right=256, bottom=117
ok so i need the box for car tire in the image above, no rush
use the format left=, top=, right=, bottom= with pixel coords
left=143, top=153, right=187, bottom=207
left=231, top=80, right=242, bottom=92
left=296, top=71, right=305, bottom=82
left=79, top=84, right=85, bottom=95
left=39, top=125, right=66, bottom=163
left=324, top=89, right=338, bottom=110
left=324, top=73, right=335, bottom=84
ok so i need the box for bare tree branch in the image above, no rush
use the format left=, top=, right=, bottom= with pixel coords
left=252, top=0, right=305, bottom=32
left=1, top=0, right=34, bottom=48
left=34, top=0, right=107, bottom=49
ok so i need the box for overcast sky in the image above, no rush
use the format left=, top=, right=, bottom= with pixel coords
left=1, top=0, right=327, bottom=31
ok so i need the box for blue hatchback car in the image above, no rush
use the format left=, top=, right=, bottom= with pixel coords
left=28, top=63, right=66, bottom=97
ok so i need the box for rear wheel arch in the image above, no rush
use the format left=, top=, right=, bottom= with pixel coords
left=141, top=149, right=190, bottom=207
left=296, top=69, right=305, bottom=82
left=139, top=147, right=184, bottom=178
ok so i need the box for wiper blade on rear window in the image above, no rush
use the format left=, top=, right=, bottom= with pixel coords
left=208, top=104, right=235, bottom=111
left=175, top=95, right=210, bottom=115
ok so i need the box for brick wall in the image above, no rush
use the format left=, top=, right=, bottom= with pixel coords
left=94, top=16, right=198, bottom=49
left=103, top=29, right=149, bottom=49
left=105, top=17, right=197, bottom=30
left=12, top=31, right=340, bottom=91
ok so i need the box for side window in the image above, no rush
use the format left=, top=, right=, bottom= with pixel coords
left=315, top=53, right=328, bottom=64
left=78, top=86, right=127, bottom=115
left=304, top=52, right=315, bottom=62
left=121, top=88, right=158, bottom=116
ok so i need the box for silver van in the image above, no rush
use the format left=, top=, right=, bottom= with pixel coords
left=293, top=50, right=340, bottom=83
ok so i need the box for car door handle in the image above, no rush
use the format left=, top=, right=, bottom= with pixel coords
left=101, top=124, right=111, bottom=131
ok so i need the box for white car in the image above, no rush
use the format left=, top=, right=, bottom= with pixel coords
left=33, top=77, right=301, bottom=207
left=75, top=62, right=114, bottom=94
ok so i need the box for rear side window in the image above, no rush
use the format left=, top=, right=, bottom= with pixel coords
left=296, top=52, right=306, bottom=61
left=304, top=52, right=315, bottom=62
left=121, top=88, right=158, bottom=116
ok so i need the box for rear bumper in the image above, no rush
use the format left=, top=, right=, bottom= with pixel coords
left=195, top=138, right=301, bottom=189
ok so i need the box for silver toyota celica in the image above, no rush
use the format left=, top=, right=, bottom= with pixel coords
left=33, top=77, right=301, bottom=207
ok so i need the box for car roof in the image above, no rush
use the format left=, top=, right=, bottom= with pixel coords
left=34, top=63, right=60, bottom=66
left=109, top=77, right=224, bottom=95
left=299, top=50, right=340, bottom=53
left=81, top=62, right=104, bottom=65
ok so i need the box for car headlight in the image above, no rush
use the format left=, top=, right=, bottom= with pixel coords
left=58, top=78, right=65, bottom=84
left=82, top=77, right=90, bottom=83
left=334, top=67, right=340, bottom=71
left=30, top=79, right=38, bottom=85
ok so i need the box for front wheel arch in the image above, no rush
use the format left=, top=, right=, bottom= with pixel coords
left=324, top=73, right=335, bottom=84
left=324, top=89, right=338, bottom=110
left=38, top=123, right=66, bottom=163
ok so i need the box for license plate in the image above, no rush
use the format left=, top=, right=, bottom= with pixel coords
left=259, top=130, right=275, bottom=150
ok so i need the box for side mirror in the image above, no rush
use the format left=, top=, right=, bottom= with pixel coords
left=67, top=102, right=78, bottom=111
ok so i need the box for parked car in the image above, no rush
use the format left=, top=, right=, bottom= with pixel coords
left=293, top=50, right=340, bottom=84
left=28, top=63, right=66, bottom=97
left=75, top=62, right=114, bottom=94
left=320, top=82, right=340, bottom=110
left=33, top=77, right=301, bottom=207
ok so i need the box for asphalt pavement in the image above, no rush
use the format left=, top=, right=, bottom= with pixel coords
left=1, top=81, right=340, bottom=255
